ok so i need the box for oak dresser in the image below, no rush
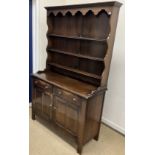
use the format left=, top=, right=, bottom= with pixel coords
left=31, top=1, right=122, bottom=154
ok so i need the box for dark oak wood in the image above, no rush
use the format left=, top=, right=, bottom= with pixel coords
left=47, top=48, right=104, bottom=61
left=32, top=1, right=122, bottom=154
left=33, top=71, right=98, bottom=98
left=47, top=62, right=102, bottom=79
left=47, top=33, right=107, bottom=42
left=45, top=1, right=122, bottom=11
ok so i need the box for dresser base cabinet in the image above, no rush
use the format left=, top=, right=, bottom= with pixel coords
left=32, top=77, right=105, bottom=154
left=32, top=1, right=122, bottom=154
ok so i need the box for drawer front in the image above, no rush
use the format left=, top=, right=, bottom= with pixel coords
left=34, top=79, right=52, bottom=92
left=53, top=87, right=81, bottom=106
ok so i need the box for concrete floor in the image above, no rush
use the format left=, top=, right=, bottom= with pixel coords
left=29, top=109, right=125, bottom=155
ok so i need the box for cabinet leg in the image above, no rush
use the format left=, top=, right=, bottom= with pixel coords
left=32, top=111, right=35, bottom=120
left=94, top=128, right=101, bottom=141
left=94, top=134, right=99, bottom=141
left=94, top=122, right=102, bottom=141
left=77, top=145, right=83, bottom=154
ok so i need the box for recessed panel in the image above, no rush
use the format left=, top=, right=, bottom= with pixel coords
left=79, top=59, right=104, bottom=76
left=82, top=10, right=110, bottom=39
left=80, top=40, right=107, bottom=58
left=51, top=53, right=79, bottom=68
left=48, top=38, right=80, bottom=54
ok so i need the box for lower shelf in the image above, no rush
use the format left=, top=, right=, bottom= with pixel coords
left=48, top=62, right=101, bottom=80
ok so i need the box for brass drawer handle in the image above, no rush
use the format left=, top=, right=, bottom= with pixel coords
left=45, top=85, right=49, bottom=89
left=58, top=91, right=62, bottom=95
left=73, top=98, right=77, bottom=101
left=53, top=106, right=57, bottom=110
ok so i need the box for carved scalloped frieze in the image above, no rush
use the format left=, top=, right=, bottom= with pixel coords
left=47, top=7, right=112, bottom=17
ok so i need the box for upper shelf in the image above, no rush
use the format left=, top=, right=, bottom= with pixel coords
left=45, top=1, right=122, bottom=16
left=47, top=33, right=108, bottom=42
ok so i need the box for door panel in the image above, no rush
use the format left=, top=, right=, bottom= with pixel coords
left=42, top=92, right=53, bottom=120
left=34, top=88, right=43, bottom=116
left=53, top=96, right=66, bottom=127
left=53, top=95, right=79, bottom=135
left=66, top=103, right=79, bottom=134
left=34, top=87, right=52, bottom=120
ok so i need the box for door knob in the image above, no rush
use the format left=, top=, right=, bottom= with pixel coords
left=53, top=106, right=57, bottom=110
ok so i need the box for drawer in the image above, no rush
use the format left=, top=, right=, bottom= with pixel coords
left=34, top=79, right=52, bottom=91
left=53, top=87, right=81, bottom=106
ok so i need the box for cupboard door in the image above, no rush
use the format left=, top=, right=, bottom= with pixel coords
left=53, top=95, right=79, bottom=135
left=34, top=88, right=43, bottom=116
left=53, top=96, right=66, bottom=127
left=65, top=103, right=79, bottom=135
left=42, top=92, right=53, bottom=120
left=34, top=87, right=52, bottom=120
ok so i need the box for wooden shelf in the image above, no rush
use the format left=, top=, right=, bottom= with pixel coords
left=47, top=33, right=107, bottom=42
left=47, top=48, right=104, bottom=61
left=48, top=62, right=101, bottom=80
left=32, top=71, right=98, bottom=98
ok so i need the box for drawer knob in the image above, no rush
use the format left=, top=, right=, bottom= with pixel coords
left=49, top=104, right=52, bottom=107
left=108, top=11, right=112, bottom=15
left=73, top=98, right=77, bottom=101
left=58, top=91, right=62, bottom=95
left=53, top=106, right=57, bottom=110
left=34, top=81, right=38, bottom=84
left=45, top=85, right=49, bottom=89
